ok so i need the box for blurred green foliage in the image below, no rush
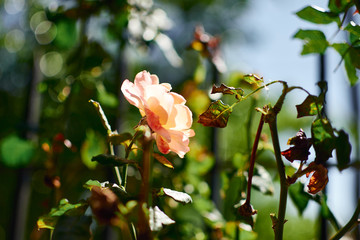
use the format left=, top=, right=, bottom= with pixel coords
left=0, top=0, right=358, bottom=239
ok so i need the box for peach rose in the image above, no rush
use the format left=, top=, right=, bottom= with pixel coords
left=121, top=70, right=195, bottom=158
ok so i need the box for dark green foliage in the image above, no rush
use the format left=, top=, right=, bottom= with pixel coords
left=335, top=130, right=351, bottom=171
left=289, top=182, right=310, bottom=216
left=296, top=6, right=340, bottom=25
left=311, top=118, right=336, bottom=164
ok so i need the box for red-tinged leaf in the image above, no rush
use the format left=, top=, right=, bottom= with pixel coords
left=281, top=129, right=312, bottom=162
left=153, top=153, right=174, bottom=169
left=296, top=95, right=322, bottom=118
left=211, top=84, right=244, bottom=99
left=306, top=162, right=328, bottom=194
left=197, top=100, right=232, bottom=128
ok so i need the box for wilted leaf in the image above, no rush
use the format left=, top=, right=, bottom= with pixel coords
left=153, top=153, right=174, bottom=169
left=52, top=215, right=92, bottom=240
left=306, top=162, right=329, bottom=194
left=211, top=83, right=244, bottom=99
left=149, top=206, right=175, bottom=231
left=236, top=201, right=257, bottom=217
left=161, top=188, right=192, bottom=204
left=89, top=99, right=112, bottom=133
left=0, top=134, right=35, bottom=168
left=243, top=74, right=263, bottom=86
left=296, top=6, right=340, bottom=25
left=37, top=199, right=88, bottom=230
left=294, top=29, right=329, bottom=55
left=296, top=95, right=322, bottom=118
left=89, top=186, right=120, bottom=225
left=335, top=130, right=351, bottom=171
left=234, top=200, right=256, bottom=228
left=332, top=43, right=358, bottom=85
left=311, top=118, right=336, bottom=164
left=108, top=132, right=133, bottom=146
left=289, top=182, right=310, bottom=215
left=281, top=129, right=312, bottom=162
left=91, top=154, right=137, bottom=167
left=198, top=100, right=232, bottom=128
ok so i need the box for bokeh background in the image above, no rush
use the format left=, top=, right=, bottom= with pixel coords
left=0, top=0, right=359, bottom=239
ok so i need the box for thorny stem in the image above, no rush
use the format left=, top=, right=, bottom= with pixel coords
left=245, top=114, right=265, bottom=204
left=265, top=83, right=288, bottom=240
left=268, top=118, right=288, bottom=240
left=330, top=199, right=360, bottom=240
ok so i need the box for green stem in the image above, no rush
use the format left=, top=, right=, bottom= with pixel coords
left=268, top=118, right=288, bottom=240
left=330, top=199, right=360, bottom=240
left=122, top=130, right=141, bottom=189
left=109, top=143, right=122, bottom=186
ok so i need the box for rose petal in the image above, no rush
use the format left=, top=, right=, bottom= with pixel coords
left=121, top=79, right=144, bottom=110
left=156, top=134, right=170, bottom=155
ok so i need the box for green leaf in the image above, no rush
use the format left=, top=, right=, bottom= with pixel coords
left=289, top=182, right=310, bottom=216
left=52, top=215, right=92, bottom=240
left=328, top=0, right=352, bottom=13
left=211, top=83, right=244, bottom=99
left=197, top=100, right=233, bottom=128
left=332, top=43, right=358, bottom=85
left=251, top=164, right=274, bottom=195
left=296, top=6, right=340, bottom=25
left=335, top=130, right=351, bottom=171
left=91, top=154, right=137, bottom=167
left=294, top=29, right=329, bottom=55
left=83, top=179, right=102, bottom=190
left=349, top=47, right=360, bottom=68
left=160, top=188, right=192, bottom=204
left=149, top=206, right=175, bottom=231
left=108, top=132, right=133, bottom=146
left=319, top=195, right=340, bottom=230
left=0, top=134, right=35, bottom=168
left=296, top=95, right=322, bottom=118
left=223, top=174, right=246, bottom=220
left=344, top=21, right=360, bottom=39
left=311, top=118, right=336, bottom=164
left=37, top=199, right=88, bottom=230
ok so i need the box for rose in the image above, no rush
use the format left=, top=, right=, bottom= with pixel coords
left=121, top=70, right=195, bottom=158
